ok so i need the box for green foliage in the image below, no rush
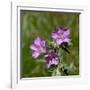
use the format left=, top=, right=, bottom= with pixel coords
left=20, top=10, right=79, bottom=78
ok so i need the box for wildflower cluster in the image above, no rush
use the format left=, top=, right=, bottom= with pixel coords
left=30, top=26, right=71, bottom=76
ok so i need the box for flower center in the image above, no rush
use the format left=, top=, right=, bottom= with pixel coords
left=36, top=45, right=43, bottom=51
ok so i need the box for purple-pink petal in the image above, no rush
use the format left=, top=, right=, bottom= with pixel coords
left=51, top=59, right=58, bottom=65
left=41, top=40, right=46, bottom=48
left=56, top=26, right=64, bottom=34
left=34, top=37, right=41, bottom=45
left=32, top=51, right=40, bottom=58
left=63, top=29, right=70, bottom=37
left=47, top=59, right=58, bottom=68
left=52, top=32, right=58, bottom=39
left=30, top=44, right=38, bottom=51
left=41, top=49, right=46, bottom=53
left=63, top=38, right=70, bottom=43
left=56, top=39, right=63, bottom=45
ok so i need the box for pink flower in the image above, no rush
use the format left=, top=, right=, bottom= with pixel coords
left=52, top=26, right=70, bottom=45
left=30, top=37, right=46, bottom=58
left=44, top=50, right=59, bottom=68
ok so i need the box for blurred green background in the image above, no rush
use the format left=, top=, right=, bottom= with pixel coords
left=20, top=10, right=79, bottom=78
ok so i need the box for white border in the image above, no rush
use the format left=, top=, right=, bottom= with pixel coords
left=11, top=1, right=88, bottom=89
